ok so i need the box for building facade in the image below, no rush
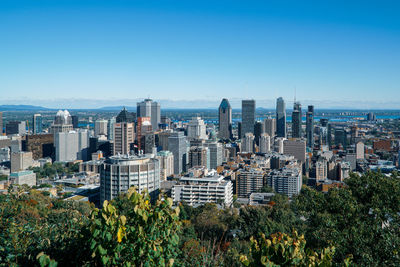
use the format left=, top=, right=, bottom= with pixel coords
left=218, top=98, right=232, bottom=140
left=241, top=100, right=256, bottom=139
left=276, top=97, right=286, bottom=138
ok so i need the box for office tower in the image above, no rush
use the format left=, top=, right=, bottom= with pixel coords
left=32, top=114, right=43, bottom=134
left=55, top=130, right=89, bottom=162
left=172, top=173, right=233, bottom=207
left=23, top=134, right=54, bottom=159
left=259, top=133, right=271, bottom=153
left=327, top=123, right=333, bottom=147
left=275, top=137, right=285, bottom=154
left=351, top=125, right=359, bottom=145
left=276, top=97, right=286, bottom=138
left=254, top=121, right=265, bottom=146
left=50, top=110, right=73, bottom=134
left=237, top=169, right=265, bottom=197
left=141, top=133, right=155, bottom=154
left=237, top=122, right=242, bottom=139
left=315, top=159, right=327, bottom=180
left=71, top=115, right=79, bottom=129
left=242, top=133, right=255, bottom=153
left=9, top=170, right=36, bottom=187
left=137, top=117, right=152, bottom=152
left=367, top=112, right=376, bottom=121
left=266, top=167, right=302, bottom=198
left=264, top=117, right=276, bottom=138
left=6, top=121, right=26, bottom=135
left=292, top=102, right=302, bottom=138
left=218, top=98, right=232, bottom=140
left=187, top=117, right=208, bottom=140
left=160, top=115, right=171, bottom=129
left=320, top=118, right=329, bottom=127
left=157, top=131, right=171, bottom=151
left=107, top=117, right=116, bottom=141
left=356, top=141, right=365, bottom=160
left=0, top=111, right=2, bottom=135
left=241, top=100, right=256, bottom=139
left=100, top=154, right=160, bottom=203
left=283, top=139, right=306, bottom=163
left=168, top=132, right=188, bottom=174
left=113, top=122, right=135, bottom=155
left=188, top=146, right=210, bottom=169
left=204, top=140, right=223, bottom=169
left=116, top=107, right=136, bottom=123
left=11, top=151, right=33, bottom=172
left=94, top=119, right=108, bottom=137
left=157, top=151, right=174, bottom=180
left=137, top=99, right=161, bottom=130
left=306, top=105, right=314, bottom=148
left=334, top=128, right=347, bottom=148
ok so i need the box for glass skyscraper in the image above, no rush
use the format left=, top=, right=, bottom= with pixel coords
left=276, top=97, right=286, bottom=138
left=241, top=100, right=255, bottom=139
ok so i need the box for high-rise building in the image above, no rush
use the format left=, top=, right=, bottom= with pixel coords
left=356, top=141, right=365, bottom=159
left=315, top=159, right=327, bottom=180
left=71, top=115, right=79, bottom=129
left=237, top=169, right=265, bottom=198
left=254, top=121, right=265, bottom=146
left=367, top=112, right=376, bottom=121
left=11, top=151, right=33, bottom=172
left=6, top=121, right=26, bottom=135
left=276, top=97, right=286, bottom=138
left=113, top=122, right=135, bottom=155
left=188, top=146, right=210, bottom=169
left=241, top=100, right=256, bottom=139
left=168, top=131, right=188, bottom=174
left=0, top=111, right=3, bottom=135
left=50, top=110, right=73, bottom=134
left=116, top=107, right=136, bottom=123
left=292, top=102, right=302, bottom=138
left=306, top=105, right=314, bottom=148
left=55, top=130, right=89, bottom=162
left=264, top=118, right=276, bottom=138
left=187, top=117, right=208, bottom=140
left=107, top=117, right=116, bottom=141
left=137, top=99, right=161, bottom=130
left=204, top=140, right=223, bottom=170
left=32, top=114, right=43, bottom=134
left=156, top=151, right=174, bottom=180
left=94, top=119, right=108, bottom=137
left=242, top=133, right=254, bottom=153
left=266, top=167, right=302, bottom=198
left=136, top=117, right=152, bottom=152
left=218, top=98, right=232, bottom=140
left=283, top=139, right=306, bottom=163
left=259, top=133, right=271, bottom=153
left=334, top=128, right=347, bottom=148
left=100, top=154, right=160, bottom=204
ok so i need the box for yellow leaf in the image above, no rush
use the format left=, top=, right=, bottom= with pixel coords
left=117, top=227, right=124, bottom=243
left=120, top=215, right=127, bottom=225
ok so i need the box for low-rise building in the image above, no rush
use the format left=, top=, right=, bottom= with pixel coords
left=9, top=170, right=36, bottom=187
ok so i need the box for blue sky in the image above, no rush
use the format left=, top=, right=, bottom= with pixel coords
left=1, top=0, right=399, bottom=108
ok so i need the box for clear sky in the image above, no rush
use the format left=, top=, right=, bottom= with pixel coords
left=1, top=0, right=399, bottom=108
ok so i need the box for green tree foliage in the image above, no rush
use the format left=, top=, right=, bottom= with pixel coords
left=292, top=172, right=400, bottom=266
left=239, top=231, right=343, bottom=267
left=88, top=187, right=181, bottom=266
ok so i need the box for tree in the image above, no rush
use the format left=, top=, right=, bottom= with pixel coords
left=88, top=187, right=181, bottom=266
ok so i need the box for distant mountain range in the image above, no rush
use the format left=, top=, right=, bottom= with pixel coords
left=0, top=105, right=52, bottom=111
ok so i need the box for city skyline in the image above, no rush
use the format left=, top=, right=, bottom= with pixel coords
left=1, top=0, right=400, bottom=107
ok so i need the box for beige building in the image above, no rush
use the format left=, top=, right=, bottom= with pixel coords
left=9, top=170, right=36, bottom=187
left=113, top=122, right=135, bottom=155
left=157, top=151, right=174, bottom=180
left=11, top=151, right=33, bottom=173
left=283, top=138, right=306, bottom=163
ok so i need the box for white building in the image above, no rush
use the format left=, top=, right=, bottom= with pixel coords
left=187, top=117, right=208, bottom=140
left=95, top=119, right=108, bottom=137
left=356, top=141, right=365, bottom=160
left=172, top=171, right=233, bottom=207
left=259, top=133, right=271, bottom=153
left=204, top=140, right=222, bottom=169
left=157, top=150, right=174, bottom=180
left=100, top=154, right=160, bottom=204
left=55, top=130, right=89, bottom=162
left=11, top=151, right=33, bottom=173
left=242, top=133, right=254, bottom=153
left=315, top=159, right=327, bottom=180
left=9, top=170, right=36, bottom=187
left=274, top=137, right=285, bottom=154
left=266, top=166, right=302, bottom=198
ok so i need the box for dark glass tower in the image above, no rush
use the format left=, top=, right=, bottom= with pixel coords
left=218, top=98, right=232, bottom=140
left=276, top=97, right=286, bottom=138
left=306, top=105, right=314, bottom=148
left=116, top=107, right=136, bottom=123
left=241, top=100, right=256, bottom=139
left=292, top=102, right=302, bottom=138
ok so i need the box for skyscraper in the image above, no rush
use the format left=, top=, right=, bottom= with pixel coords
left=50, top=110, right=73, bottom=134
left=55, top=130, right=89, bottom=162
left=116, top=107, right=136, bottom=123
left=276, top=97, right=286, bottom=138
left=33, top=114, right=43, bottom=134
left=242, top=133, right=255, bottom=153
left=259, top=133, right=271, bottom=154
left=71, top=115, right=79, bottom=129
left=218, top=98, right=232, bottom=140
left=254, top=121, right=264, bottom=146
left=241, top=100, right=255, bottom=139
left=107, top=117, right=116, bottom=141
left=137, top=99, right=161, bottom=130
left=113, top=122, right=135, bottom=155
left=0, top=112, right=3, bottom=135
left=292, top=102, right=302, bottom=138
left=168, top=131, right=188, bottom=174
left=187, top=117, right=207, bottom=140
left=94, top=119, right=108, bottom=137
left=306, top=105, right=314, bottom=148
left=264, top=117, right=276, bottom=138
